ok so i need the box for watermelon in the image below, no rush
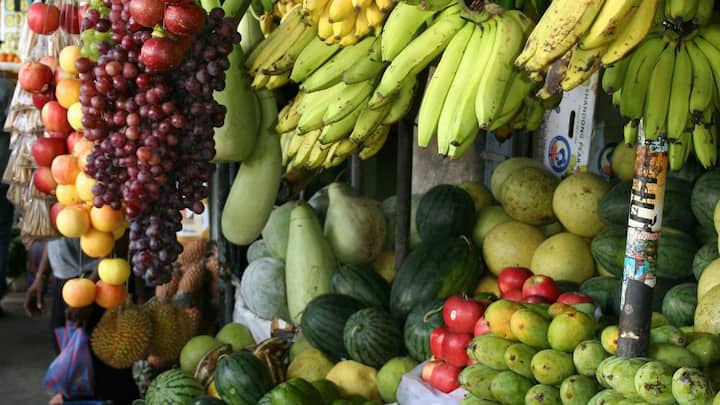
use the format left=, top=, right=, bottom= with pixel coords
left=214, top=351, right=273, bottom=405
left=598, top=178, right=695, bottom=229
left=246, top=239, right=271, bottom=262
left=403, top=299, right=444, bottom=362
left=691, top=169, right=720, bottom=230
left=331, top=265, right=390, bottom=308
left=416, top=184, right=476, bottom=242
left=390, top=236, right=480, bottom=321
left=343, top=307, right=404, bottom=368
left=662, top=283, right=698, bottom=327
left=145, top=369, right=204, bottom=405
left=300, top=294, right=367, bottom=360
left=591, top=225, right=696, bottom=280
left=579, top=276, right=622, bottom=316
left=190, top=396, right=228, bottom=405
left=693, top=224, right=718, bottom=245
left=693, top=242, right=719, bottom=280
left=240, top=257, right=290, bottom=321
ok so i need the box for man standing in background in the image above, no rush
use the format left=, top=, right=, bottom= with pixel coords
left=0, top=74, right=16, bottom=315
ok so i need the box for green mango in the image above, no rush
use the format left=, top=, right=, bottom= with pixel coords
left=524, top=384, right=561, bottom=405
left=686, top=335, right=720, bottom=367
left=713, top=390, right=720, bottom=405
left=489, top=371, right=534, bottom=405
left=530, top=349, right=576, bottom=385
left=331, top=395, right=366, bottom=405
left=547, top=311, right=595, bottom=353
left=633, top=361, right=675, bottom=405
left=604, top=357, right=649, bottom=400
left=468, top=335, right=514, bottom=370
left=311, top=380, right=341, bottom=404
left=651, top=312, right=669, bottom=328
left=595, top=356, right=621, bottom=388
left=559, top=374, right=599, bottom=405
left=573, top=340, right=608, bottom=377
left=570, top=303, right=597, bottom=318
left=509, top=309, right=550, bottom=349
left=648, top=343, right=701, bottom=368
left=460, top=394, right=500, bottom=405
left=649, top=325, right=688, bottom=346
left=587, top=389, right=625, bottom=405
left=504, top=343, right=537, bottom=379
left=459, top=363, right=500, bottom=400
left=671, top=367, right=713, bottom=405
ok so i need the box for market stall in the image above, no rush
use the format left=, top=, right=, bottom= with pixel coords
left=3, top=0, right=720, bottom=403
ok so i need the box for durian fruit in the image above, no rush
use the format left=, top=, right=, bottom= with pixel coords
left=155, top=270, right=181, bottom=302
left=177, top=238, right=206, bottom=266
left=91, top=305, right=153, bottom=369
left=145, top=302, right=195, bottom=364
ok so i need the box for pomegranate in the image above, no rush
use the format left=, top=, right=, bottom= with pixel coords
left=129, top=0, right=165, bottom=28
left=139, top=29, right=185, bottom=71
left=163, top=4, right=206, bottom=36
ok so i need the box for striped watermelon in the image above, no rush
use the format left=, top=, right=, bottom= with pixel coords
left=343, top=307, right=404, bottom=368
left=214, top=351, right=273, bottom=405
left=300, top=294, right=367, bottom=360
left=145, top=369, right=204, bottom=405
left=331, top=265, right=390, bottom=308
left=403, top=299, right=444, bottom=362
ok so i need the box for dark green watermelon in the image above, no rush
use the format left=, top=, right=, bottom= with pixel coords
left=146, top=369, right=204, bottom=405
left=693, top=241, right=719, bottom=280
left=691, top=169, right=720, bottom=230
left=403, top=299, right=444, bottom=362
left=214, top=351, right=273, bottom=405
left=190, top=396, right=227, bottom=405
left=343, top=307, right=404, bottom=368
left=416, top=184, right=476, bottom=241
left=390, top=236, right=480, bottom=321
left=662, top=283, right=698, bottom=327
left=331, top=265, right=390, bottom=308
left=579, top=276, right=622, bottom=316
left=300, top=294, right=367, bottom=360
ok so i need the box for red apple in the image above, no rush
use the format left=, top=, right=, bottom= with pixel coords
left=557, top=292, right=594, bottom=305
left=60, top=4, right=80, bottom=34
left=47, top=131, right=67, bottom=139
left=41, top=101, right=72, bottom=134
left=498, top=267, right=534, bottom=295
left=443, top=295, right=484, bottom=334
left=473, top=316, right=490, bottom=336
left=430, top=362, right=461, bottom=393
left=430, top=326, right=448, bottom=360
left=32, top=91, right=53, bottom=110
left=522, top=295, right=551, bottom=304
left=50, top=154, right=80, bottom=185
left=522, top=275, right=560, bottom=302
left=32, top=137, right=67, bottom=166
left=27, top=3, right=60, bottom=34
left=441, top=332, right=472, bottom=367
left=502, top=289, right=524, bottom=302
left=18, top=62, right=53, bottom=94
left=49, top=202, right=64, bottom=228
left=421, top=360, right=441, bottom=382
left=39, top=56, right=58, bottom=72
left=66, top=131, right=83, bottom=153
left=33, top=166, right=58, bottom=194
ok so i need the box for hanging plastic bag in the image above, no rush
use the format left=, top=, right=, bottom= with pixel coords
left=44, top=322, right=95, bottom=399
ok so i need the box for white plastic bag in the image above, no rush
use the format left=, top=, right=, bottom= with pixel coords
left=232, top=278, right=272, bottom=343
left=395, top=361, right=467, bottom=405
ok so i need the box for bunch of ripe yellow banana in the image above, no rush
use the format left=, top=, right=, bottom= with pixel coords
left=302, top=0, right=394, bottom=46
left=515, top=0, right=678, bottom=97
left=245, top=6, right=317, bottom=90
left=256, top=0, right=305, bottom=36
left=409, top=7, right=544, bottom=157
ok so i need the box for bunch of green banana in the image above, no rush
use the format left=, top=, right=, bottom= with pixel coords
left=302, top=0, right=394, bottom=46
left=416, top=9, right=543, bottom=158
left=246, top=6, right=317, bottom=89
left=602, top=22, right=720, bottom=170
left=516, top=0, right=663, bottom=97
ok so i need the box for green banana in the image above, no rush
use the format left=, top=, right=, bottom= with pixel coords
left=383, top=76, right=416, bottom=125
left=368, top=12, right=466, bottom=109
left=624, top=120, right=639, bottom=145
left=561, top=44, right=606, bottom=91
left=612, top=88, right=622, bottom=108
left=276, top=93, right=306, bottom=133
left=350, top=102, right=393, bottom=143
left=601, top=0, right=660, bottom=65
left=319, top=98, right=367, bottom=144
left=438, top=21, right=493, bottom=153
left=447, top=131, right=478, bottom=159
left=343, top=37, right=388, bottom=84
left=643, top=43, right=676, bottom=141
left=686, top=40, right=714, bottom=114
left=247, top=8, right=306, bottom=74
left=601, top=56, right=630, bottom=94
left=692, top=37, right=720, bottom=117
left=667, top=0, right=699, bottom=22
left=306, top=141, right=330, bottom=169
left=301, top=36, right=376, bottom=92
left=490, top=73, right=531, bottom=131
left=693, top=122, right=717, bottom=168
left=580, top=0, right=641, bottom=50
left=322, top=80, right=376, bottom=125
left=525, top=98, right=545, bottom=132
left=297, top=83, right=345, bottom=133
left=694, top=0, right=714, bottom=25
left=700, top=24, right=720, bottom=48
left=476, top=12, right=526, bottom=131
left=293, top=129, right=322, bottom=167
left=667, top=43, right=692, bottom=140
left=418, top=0, right=453, bottom=12
left=380, top=2, right=436, bottom=62
left=212, top=44, right=260, bottom=162
left=286, top=131, right=305, bottom=161
left=416, top=21, right=474, bottom=148
left=669, top=131, right=692, bottom=171
left=291, top=36, right=341, bottom=83
left=280, top=130, right=294, bottom=166
left=265, top=72, right=291, bottom=89
left=263, top=25, right=318, bottom=75
left=619, top=36, right=667, bottom=119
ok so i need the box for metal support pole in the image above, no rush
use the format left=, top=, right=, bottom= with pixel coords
left=394, top=118, right=413, bottom=271
left=617, top=134, right=668, bottom=358
left=350, top=153, right=363, bottom=194
left=210, top=162, right=235, bottom=327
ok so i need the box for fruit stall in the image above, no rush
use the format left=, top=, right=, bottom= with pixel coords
left=4, top=0, right=720, bottom=403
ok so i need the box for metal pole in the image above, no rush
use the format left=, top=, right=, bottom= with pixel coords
left=617, top=134, right=668, bottom=358
left=350, top=153, right=363, bottom=194
left=394, top=118, right=413, bottom=271
left=210, top=162, right=235, bottom=327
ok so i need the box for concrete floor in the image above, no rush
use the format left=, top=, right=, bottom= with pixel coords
left=0, top=292, right=56, bottom=404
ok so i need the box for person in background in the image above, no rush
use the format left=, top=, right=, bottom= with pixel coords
left=0, top=75, right=15, bottom=315
left=25, top=237, right=139, bottom=404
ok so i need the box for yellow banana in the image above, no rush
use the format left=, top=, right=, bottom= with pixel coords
left=339, top=33, right=360, bottom=47
left=293, top=129, right=322, bottom=167
left=286, top=131, right=306, bottom=160
left=303, top=0, right=330, bottom=16
left=366, top=4, right=386, bottom=28
left=265, top=72, right=291, bottom=90
left=667, top=43, right=692, bottom=140
left=247, top=8, right=306, bottom=74
left=306, top=141, right=330, bottom=169
left=642, top=43, right=676, bottom=140
left=581, top=0, right=641, bottom=50
left=352, top=0, right=372, bottom=9
left=601, top=0, right=660, bottom=65
left=329, top=0, right=356, bottom=22
left=359, top=125, right=390, bottom=159
left=375, top=0, right=394, bottom=12
left=318, top=7, right=334, bottom=39
left=354, top=10, right=371, bottom=38
left=332, top=17, right=356, bottom=40
left=251, top=72, right=271, bottom=89
left=560, top=45, right=606, bottom=91
left=322, top=142, right=341, bottom=168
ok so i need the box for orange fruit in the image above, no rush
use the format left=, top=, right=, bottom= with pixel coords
left=55, top=78, right=81, bottom=108
left=55, top=205, right=90, bottom=237
left=80, top=228, right=114, bottom=258
left=62, top=278, right=96, bottom=307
